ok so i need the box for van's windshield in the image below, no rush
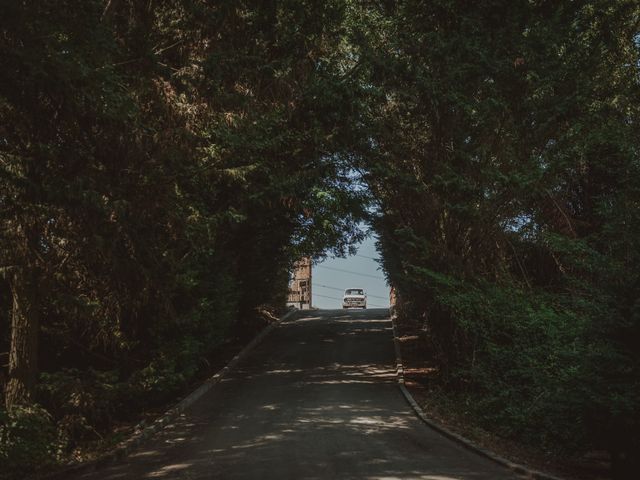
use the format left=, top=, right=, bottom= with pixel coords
left=345, top=289, right=364, bottom=296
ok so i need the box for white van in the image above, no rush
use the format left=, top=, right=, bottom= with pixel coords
left=342, top=288, right=367, bottom=309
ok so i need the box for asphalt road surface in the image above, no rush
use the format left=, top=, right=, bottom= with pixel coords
left=72, top=309, right=519, bottom=480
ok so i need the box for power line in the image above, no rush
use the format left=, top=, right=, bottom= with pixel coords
left=313, top=293, right=342, bottom=301
left=316, top=265, right=385, bottom=280
left=315, top=283, right=389, bottom=300
left=355, top=253, right=380, bottom=261
left=314, top=284, right=344, bottom=293
left=313, top=293, right=388, bottom=309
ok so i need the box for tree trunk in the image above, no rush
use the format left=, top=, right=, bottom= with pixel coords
left=5, top=268, right=39, bottom=409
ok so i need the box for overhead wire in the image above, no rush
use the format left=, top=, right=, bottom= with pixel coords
left=315, top=283, right=389, bottom=300
left=354, top=253, right=380, bottom=261
left=316, top=265, right=385, bottom=280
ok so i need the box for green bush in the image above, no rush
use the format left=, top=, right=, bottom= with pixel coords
left=0, top=405, right=57, bottom=479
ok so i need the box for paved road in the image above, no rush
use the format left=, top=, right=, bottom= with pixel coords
left=73, top=309, right=519, bottom=479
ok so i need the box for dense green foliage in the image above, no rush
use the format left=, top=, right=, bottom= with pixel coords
left=362, top=1, right=640, bottom=477
left=1, top=1, right=639, bottom=478
left=0, top=1, right=366, bottom=476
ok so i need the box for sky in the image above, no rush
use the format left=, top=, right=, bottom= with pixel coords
left=312, top=234, right=390, bottom=309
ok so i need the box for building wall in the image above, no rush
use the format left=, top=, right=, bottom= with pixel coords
left=287, top=258, right=312, bottom=309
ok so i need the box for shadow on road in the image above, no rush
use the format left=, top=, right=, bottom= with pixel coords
left=73, top=309, right=517, bottom=480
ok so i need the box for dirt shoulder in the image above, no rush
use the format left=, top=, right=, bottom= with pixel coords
left=393, top=314, right=612, bottom=480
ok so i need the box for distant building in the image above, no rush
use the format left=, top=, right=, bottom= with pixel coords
left=389, top=286, right=397, bottom=315
left=287, top=258, right=312, bottom=309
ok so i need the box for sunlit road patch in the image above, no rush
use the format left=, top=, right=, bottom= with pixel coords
left=72, top=309, right=519, bottom=480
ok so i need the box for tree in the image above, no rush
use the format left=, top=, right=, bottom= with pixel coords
left=360, top=0, right=640, bottom=476
left=0, top=0, right=368, bottom=419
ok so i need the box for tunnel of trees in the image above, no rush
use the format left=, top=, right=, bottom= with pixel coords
left=1, top=1, right=639, bottom=479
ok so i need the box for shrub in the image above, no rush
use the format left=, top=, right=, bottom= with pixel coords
left=0, top=405, right=57, bottom=479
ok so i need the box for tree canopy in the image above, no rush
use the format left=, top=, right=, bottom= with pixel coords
left=1, top=1, right=639, bottom=478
